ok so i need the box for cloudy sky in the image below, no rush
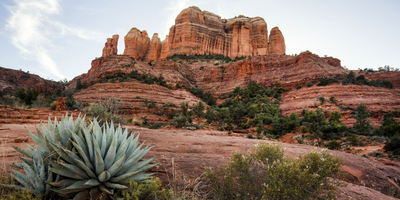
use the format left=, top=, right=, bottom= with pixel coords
left=1, top=0, right=399, bottom=81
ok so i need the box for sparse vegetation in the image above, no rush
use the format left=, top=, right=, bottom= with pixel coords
left=206, top=143, right=343, bottom=199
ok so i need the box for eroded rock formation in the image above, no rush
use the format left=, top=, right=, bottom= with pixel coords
left=102, top=35, right=119, bottom=57
left=167, top=6, right=283, bottom=58
left=123, top=28, right=150, bottom=60
left=144, top=33, right=162, bottom=61
left=111, top=6, right=286, bottom=61
left=56, top=97, right=66, bottom=111
left=268, top=27, right=285, bottom=54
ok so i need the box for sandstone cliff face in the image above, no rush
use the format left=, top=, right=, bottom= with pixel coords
left=99, top=6, right=285, bottom=61
left=167, top=6, right=280, bottom=58
left=102, top=35, right=119, bottom=57
left=144, top=33, right=162, bottom=61
left=123, top=28, right=150, bottom=60
left=268, top=27, right=285, bottom=54
left=160, top=35, right=169, bottom=59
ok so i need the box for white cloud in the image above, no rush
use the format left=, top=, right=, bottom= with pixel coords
left=161, top=0, right=189, bottom=40
left=5, top=0, right=101, bottom=79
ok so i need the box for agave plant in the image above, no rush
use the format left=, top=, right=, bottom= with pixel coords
left=4, top=113, right=83, bottom=195
left=4, top=155, right=57, bottom=196
left=46, top=118, right=156, bottom=199
left=13, top=113, right=87, bottom=163
left=6, top=113, right=156, bottom=199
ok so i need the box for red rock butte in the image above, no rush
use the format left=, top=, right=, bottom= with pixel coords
left=101, top=6, right=285, bottom=61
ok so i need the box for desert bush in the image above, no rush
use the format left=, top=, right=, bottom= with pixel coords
left=50, top=101, right=57, bottom=110
left=31, top=95, right=48, bottom=108
left=317, top=77, right=339, bottom=86
left=326, top=139, right=341, bottom=150
left=205, top=143, right=343, bottom=199
left=379, top=111, right=400, bottom=137
left=301, top=126, right=308, bottom=133
left=83, top=97, right=123, bottom=125
left=317, top=96, right=326, bottom=105
left=0, top=95, right=21, bottom=107
left=117, top=177, right=171, bottom=199
left=384, top=136, right=400, bottom=155
left=149, top=123, right=162, bottom=129
left=306, top=81, right=313, bottom=87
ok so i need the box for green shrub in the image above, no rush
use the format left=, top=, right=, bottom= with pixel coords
left=149, top=123, right=162, bottom=129
left=306, top=82, right=313, bottom=87
left=297, top=138, right=304, bottom=144
left=317, top=96, right=326, bottom=105
left=205, top=143, right=343, bottom=200
left=50, top=101, right=57, bottom=110
left=296, top=85, right=302, bottom=89
left=199, top=66, right=204, bottom=70
left=83, top=97, right=123, bottom=125
left=326, top=139, right=341, bottom=150
left=117, top=177, right=171, bottom=199
left=383, top=136, right=400, bottom=155
left=217, top=126, right=224, bottom=131
left=301, top=126, right=308, bottom=133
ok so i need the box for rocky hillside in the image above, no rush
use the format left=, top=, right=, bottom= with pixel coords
left=0, top=66, right=64, bottom=96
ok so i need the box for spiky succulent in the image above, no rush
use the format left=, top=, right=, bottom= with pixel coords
left=7, top=113, right=156, bottom=199
left=5, top=113, right=83, bottom=195
left=4, top=156, right=57, bottom=195
left=46, top=119, right=156, bottom=199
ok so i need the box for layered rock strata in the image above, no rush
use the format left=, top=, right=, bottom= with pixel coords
left=116, top=6, right=285, bottom=61
left=102, top=35, right=119, bottom=57
left=167, top=6, right=285, bottom=58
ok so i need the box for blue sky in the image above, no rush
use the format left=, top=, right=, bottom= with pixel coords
left=1, top=0, right=399, bottom=81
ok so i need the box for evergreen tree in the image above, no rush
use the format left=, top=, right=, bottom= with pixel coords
left=193, top=101, right=205, bottom=124
left=353, top=103, right=372, bottom=135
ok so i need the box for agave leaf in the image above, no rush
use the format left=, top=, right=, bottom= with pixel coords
left=9, top=162, right=23, bottom=169
left=45, top=167, right=53, bottom=191
left=89, top=187, right=102, bottom=200
left=59, top=146, right=97, bottom=179
left=73, top=189, right=89, bottom=200
left=52, top=187, right=86, bottom=195
left=93, top=119, right=103, bottom=147
left=50, top=167, right=84, bottom=180
left=68, top=129, right=88, bottom=156
left=20, top=156, right=33, bottom=166
left=100, top=131, right=107, bottom=158
left=22, top=160, right=37, bottom=187
left=57, top=162, right=90, bottom=179
left=126, top=133, right=140, bottom=156
left=9, top=169, right=30, bottom=188
left=48, top=142, right=78, bottom=166
left=98, top=170, right=111, bottom=183
left=99, top=185, right=113, bottom=195
left=40, top=120, right=54, bottom=142
left=125, top=142, right=146, bottom=162
left=26, top=128, right=47, bottom=151
left=107, top=154, right=126, bottom=177
left=13, top=146, right=33, bottom=157
left=84, top=179, right=101, bottom=187
left=104, top=182, right=128, bottom=189
left=110, top=161, right=155, bottom=183
left=64, top=180, right=92, bottom=190
left=82, top=123, right=94, bottom=163
left=117, top=145, right=150, bottom=175
left=71, top=141, right=95, bottom=172
left=92, top=133, right=105, bottom=175
left=59, top=118, right=69, bottom=146
left=45, top=179, right=77, bottom=187
left=115, top=139, right=129, bottom=162
left=104, top=135, right=117, bottom=169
